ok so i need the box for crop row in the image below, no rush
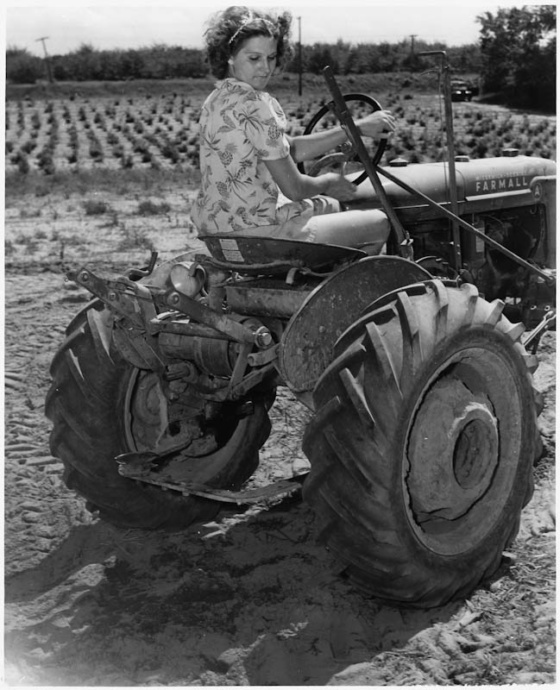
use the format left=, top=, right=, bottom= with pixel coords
left=5, top=91, right=556, bottom=176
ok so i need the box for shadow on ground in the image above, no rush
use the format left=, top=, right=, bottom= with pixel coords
left=5, top=498, right=461, bottom=686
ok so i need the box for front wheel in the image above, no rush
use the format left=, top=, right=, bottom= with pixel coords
left=302, top=280, right=539, bottom=607
left=45, top=302, right=272, bottom=530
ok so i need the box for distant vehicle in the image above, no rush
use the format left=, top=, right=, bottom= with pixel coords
left=451, top=79, right=473, bottom=102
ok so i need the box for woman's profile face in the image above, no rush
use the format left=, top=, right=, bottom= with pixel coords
left=229, top=35, right=278, bottom=90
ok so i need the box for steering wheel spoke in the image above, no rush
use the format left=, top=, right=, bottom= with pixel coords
left=307, top=147, right=355, bottom=176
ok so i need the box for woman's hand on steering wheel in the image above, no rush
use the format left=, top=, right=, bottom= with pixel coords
left=356, top=109, right=396, bottom=139
left=298, top=93, right=393, bottom=186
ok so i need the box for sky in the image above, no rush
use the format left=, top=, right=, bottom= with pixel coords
left=3, top=1, right=534, bottom=57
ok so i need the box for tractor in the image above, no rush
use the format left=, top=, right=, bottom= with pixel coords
left=45, top=64, right=556, bottom=608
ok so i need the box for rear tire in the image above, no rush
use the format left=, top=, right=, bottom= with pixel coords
left=303, top=280, right=539, bottom=607
left=45, top=302, right=272, bottom=530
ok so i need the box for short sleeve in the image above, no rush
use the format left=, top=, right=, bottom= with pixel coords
left=237, top=93, right=290, bottom=161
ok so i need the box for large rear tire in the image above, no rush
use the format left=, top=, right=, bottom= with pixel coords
left=45, top=301, right=272, bottom=530
left=302, top=280, right=539, bottom=607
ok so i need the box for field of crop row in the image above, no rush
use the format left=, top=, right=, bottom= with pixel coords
left=5, top=83, right=556, bottom=176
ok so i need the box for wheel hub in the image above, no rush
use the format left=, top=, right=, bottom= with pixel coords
left=407, top=376, right=499, bottom=522
left=125, top=370, right=212, bottom=455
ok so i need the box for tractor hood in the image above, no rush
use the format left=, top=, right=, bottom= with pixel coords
left=349, top=154, right=557, bottom=213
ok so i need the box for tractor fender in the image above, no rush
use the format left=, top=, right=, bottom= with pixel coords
left=278, top=255, right=431, bottom=397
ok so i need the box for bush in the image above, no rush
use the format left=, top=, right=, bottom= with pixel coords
left=21, top=140, right=36, bottom=154
left=37, top=149, right=55, bottom=175
left=83, top=199, right=109, bottom=215
left=137, top=200, right=171, bottom=216
left=6, top=49, right=43, bottom=84
left=117, top=226, right=155, bottom=252
left=14, top=152, right=30, bottom=175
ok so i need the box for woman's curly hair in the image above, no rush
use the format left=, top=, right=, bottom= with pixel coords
left=204, top=6, right=292, bottom=79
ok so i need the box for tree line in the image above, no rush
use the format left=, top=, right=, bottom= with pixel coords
left=477, top=5, right=555, bottom=111
left=6, top=40, right=479, bottom=83
left=6, top=6, right=555, bottom=110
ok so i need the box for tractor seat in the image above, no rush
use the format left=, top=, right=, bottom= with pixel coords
left=199, top=207, right=391, bottom=275
left=200, top=235, right=367, bottom=276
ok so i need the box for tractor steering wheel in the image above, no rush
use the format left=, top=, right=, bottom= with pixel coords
left=297, top=93, right=387, bottom=186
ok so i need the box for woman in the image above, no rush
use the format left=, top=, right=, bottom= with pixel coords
left=191, top=6, right=396, bottom=243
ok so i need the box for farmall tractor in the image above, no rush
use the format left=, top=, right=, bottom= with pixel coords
left=46, top=64, right=556, bottom=608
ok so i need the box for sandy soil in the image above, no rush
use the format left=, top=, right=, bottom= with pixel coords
left=4, top=184, right=556, bottom=686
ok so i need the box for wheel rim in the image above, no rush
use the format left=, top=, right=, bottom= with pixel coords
left=123, top=369, right=227, bottom=456
left=404, top=345, right=524, bottom=556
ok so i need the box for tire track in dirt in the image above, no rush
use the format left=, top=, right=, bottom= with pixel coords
left=5, top=271, right=92, bottom=588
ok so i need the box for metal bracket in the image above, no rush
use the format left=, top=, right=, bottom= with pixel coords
left=70, top=266, right=166, bottom=371
left=523, top=309, right=556, bottom=353
left=162, top=289, right=257, bottom=345
left=70, top=267, right=145, bottom=326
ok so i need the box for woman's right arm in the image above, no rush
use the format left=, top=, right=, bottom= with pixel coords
left=264, top=155, right=357, bottom=202
left=289, top=110, right=396, bottom=163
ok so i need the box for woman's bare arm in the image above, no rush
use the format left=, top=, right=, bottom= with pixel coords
left=288, top=110, right=396, bottom=163
left=264, top=155, right=356, bottom=202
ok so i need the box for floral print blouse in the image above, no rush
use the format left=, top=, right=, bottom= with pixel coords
left=191, top=78, right=291, bottom=235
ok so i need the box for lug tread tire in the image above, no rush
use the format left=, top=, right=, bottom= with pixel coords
left=46, top=303, right=271, bottom=531
left=303, top=280, right=539, bottom=607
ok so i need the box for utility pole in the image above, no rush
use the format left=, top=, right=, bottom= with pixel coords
left=298, top=16, right=302, bottom=97
left=36, top=36, right=54, bottom=83
left=408, top=34, right=417, bottom=70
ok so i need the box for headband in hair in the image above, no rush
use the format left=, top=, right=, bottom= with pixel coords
left=228, top=11, right=276, bottom=45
